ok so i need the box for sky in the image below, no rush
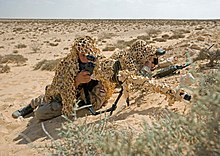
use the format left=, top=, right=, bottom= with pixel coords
left=0, top=0, right=219, bottom=19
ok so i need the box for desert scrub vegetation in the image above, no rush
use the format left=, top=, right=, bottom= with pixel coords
left=152, top=37, right=167, bottom=42
left=30, top=42, right=41, bottom=53
left=115, top=39, right=135, bottom=50
left=0, top=54, right=27, bottom=65
left=98, top=32, right=118, bottom=41
left=34, top=58, right=62, bottom=71
left=193, top=47, right=220, bottom=67
left=14, top=43, right=27, bottom=49
left=49, top=42, right=59, bottom=46
left=146, top=28, right=161, bottom=38
left=45, top=70, right=220, bottom=156
left=0, top=64, right=10, bottom=73
left=102, top=45, right=116, bottom=51
left=137, top=35, right=151, bottom=41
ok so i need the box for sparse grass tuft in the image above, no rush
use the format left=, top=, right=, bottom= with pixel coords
left=137, top=35, right=151, bottom=41
left=169, top=33, right=185, bottom=40
left=102, top=46, right=116, bottom=51
left=146, top=28, right=161, bottom=37
left=190, top=44, right=201, bottom=50
left=34, top=59, right=61, bottom=71
left=98, top=32, right=118, bottom=41
left=0, top=64, right=10, bottom=73
left=193, top=48, right=220, bottom=67
left=15, top=43, right=27, bottom=49
left=0, top=54, right=28, bottom=64
left=153, top=38, right=167, bottom=42
left=31, top=42, right=41, bottom=53
left=49, top=42, right=59, bottom=46
left=115, top=39, right=137, bottom=50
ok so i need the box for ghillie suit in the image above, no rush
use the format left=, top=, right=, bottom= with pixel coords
left=44, top=36, right=115, bottom=116
left=99, top=40, right=189, bottom=106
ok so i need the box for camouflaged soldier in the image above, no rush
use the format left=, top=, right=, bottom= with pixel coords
left=12, top=36, right=114, bottom=120
left=99, top=40, right=191, bottom=105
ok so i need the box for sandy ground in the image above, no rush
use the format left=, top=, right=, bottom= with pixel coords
left=0, top=19, right=219, bottom=155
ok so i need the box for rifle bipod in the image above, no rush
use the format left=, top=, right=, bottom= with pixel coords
left=82, top=84, right=128, bottom=116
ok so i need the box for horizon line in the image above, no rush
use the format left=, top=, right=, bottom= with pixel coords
left=0, top=18, right=220, bottom=21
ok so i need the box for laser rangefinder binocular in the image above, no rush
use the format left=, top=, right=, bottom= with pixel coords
left=79, top=54, right=96, bottom=75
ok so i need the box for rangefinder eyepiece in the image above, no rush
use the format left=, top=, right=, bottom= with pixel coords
left=86, top=54, right=96, bottom=62
left=79, top=62, right=95, bottom=75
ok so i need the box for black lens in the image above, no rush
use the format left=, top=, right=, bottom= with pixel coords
left=156, top=48, right=166, bottom=55
left=153, top=58, right=158, bottom=65
left=86, top=54, right=96, bottom=62
left=184, top=94, right=191, bottom=101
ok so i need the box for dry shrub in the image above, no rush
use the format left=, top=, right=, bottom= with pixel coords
left=146, top=28, right=161, bottom=37
left=0, top=64, right=10, bottom=73
left=87, top=28, right=97, bottom=33
left=194, top=48, right=220, bottom=67
left=0, top=46, right=4, bottom=49
left=63, top=47, right=69, bottom=50
left=197, top=37, right=205, bottom=41
left=54, top=39, right=61, bottom=42
left=115, top=39, right=137, bottom=50
left=49, top=42, right=59, bottom=46
left=12, top=50, right=19, bottom=54
left=98, top=32, right=118, bottom=40
left=146, top=40, right=155, bottom=44
left=137, top=35, right=150, bottom=41
left=180, top=43, right=190, bottom=47
left=190, top=44, right=201, bottom=50
left=153, top=38, right=167, bottom=42
left=12, top=27, right=24, bottom=32
left=169, top=33, right=185, bottom=40
left=175, top=29, right=190, bottom=34
left=31, top=42, right=41, bottom=53
left=195, top=27, right=204, bottom=30
left=115, top=40, right=127, bottom=49
left=34, top=58, right=61, bottom=71
left=102, top=46, right=116, bottom=51
left=161, top=34, right=170, bottom=39
left=0, top=54, right=28, bottom=64
left=15, top=43, right=27, bottom=49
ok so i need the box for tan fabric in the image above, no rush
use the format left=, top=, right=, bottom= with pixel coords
left=98, top=39, right=186, bottom=105
left=44, top=36, right=114, bottom=116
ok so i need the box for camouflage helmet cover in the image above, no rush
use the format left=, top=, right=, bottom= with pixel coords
left=73, top=36, right=100, bottom=56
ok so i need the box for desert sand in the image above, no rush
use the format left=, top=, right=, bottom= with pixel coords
left=0, top=19, right=219, bottom=155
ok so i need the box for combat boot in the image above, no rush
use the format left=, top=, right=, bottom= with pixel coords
left=12, top=104, right=34, bottom=119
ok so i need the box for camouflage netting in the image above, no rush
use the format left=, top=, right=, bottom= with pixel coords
left=44, top=36, right=115, bottom=116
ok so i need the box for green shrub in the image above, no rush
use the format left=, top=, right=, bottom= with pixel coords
left=46, top=70, right=220, bottom=156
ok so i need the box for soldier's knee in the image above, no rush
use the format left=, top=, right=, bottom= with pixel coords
left=34, top=102, right=62, bottom=120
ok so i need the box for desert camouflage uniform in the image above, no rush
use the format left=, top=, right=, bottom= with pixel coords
left=31, top=36, right=114, bottom=120
left=99, top=40, right=185, bottom=105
